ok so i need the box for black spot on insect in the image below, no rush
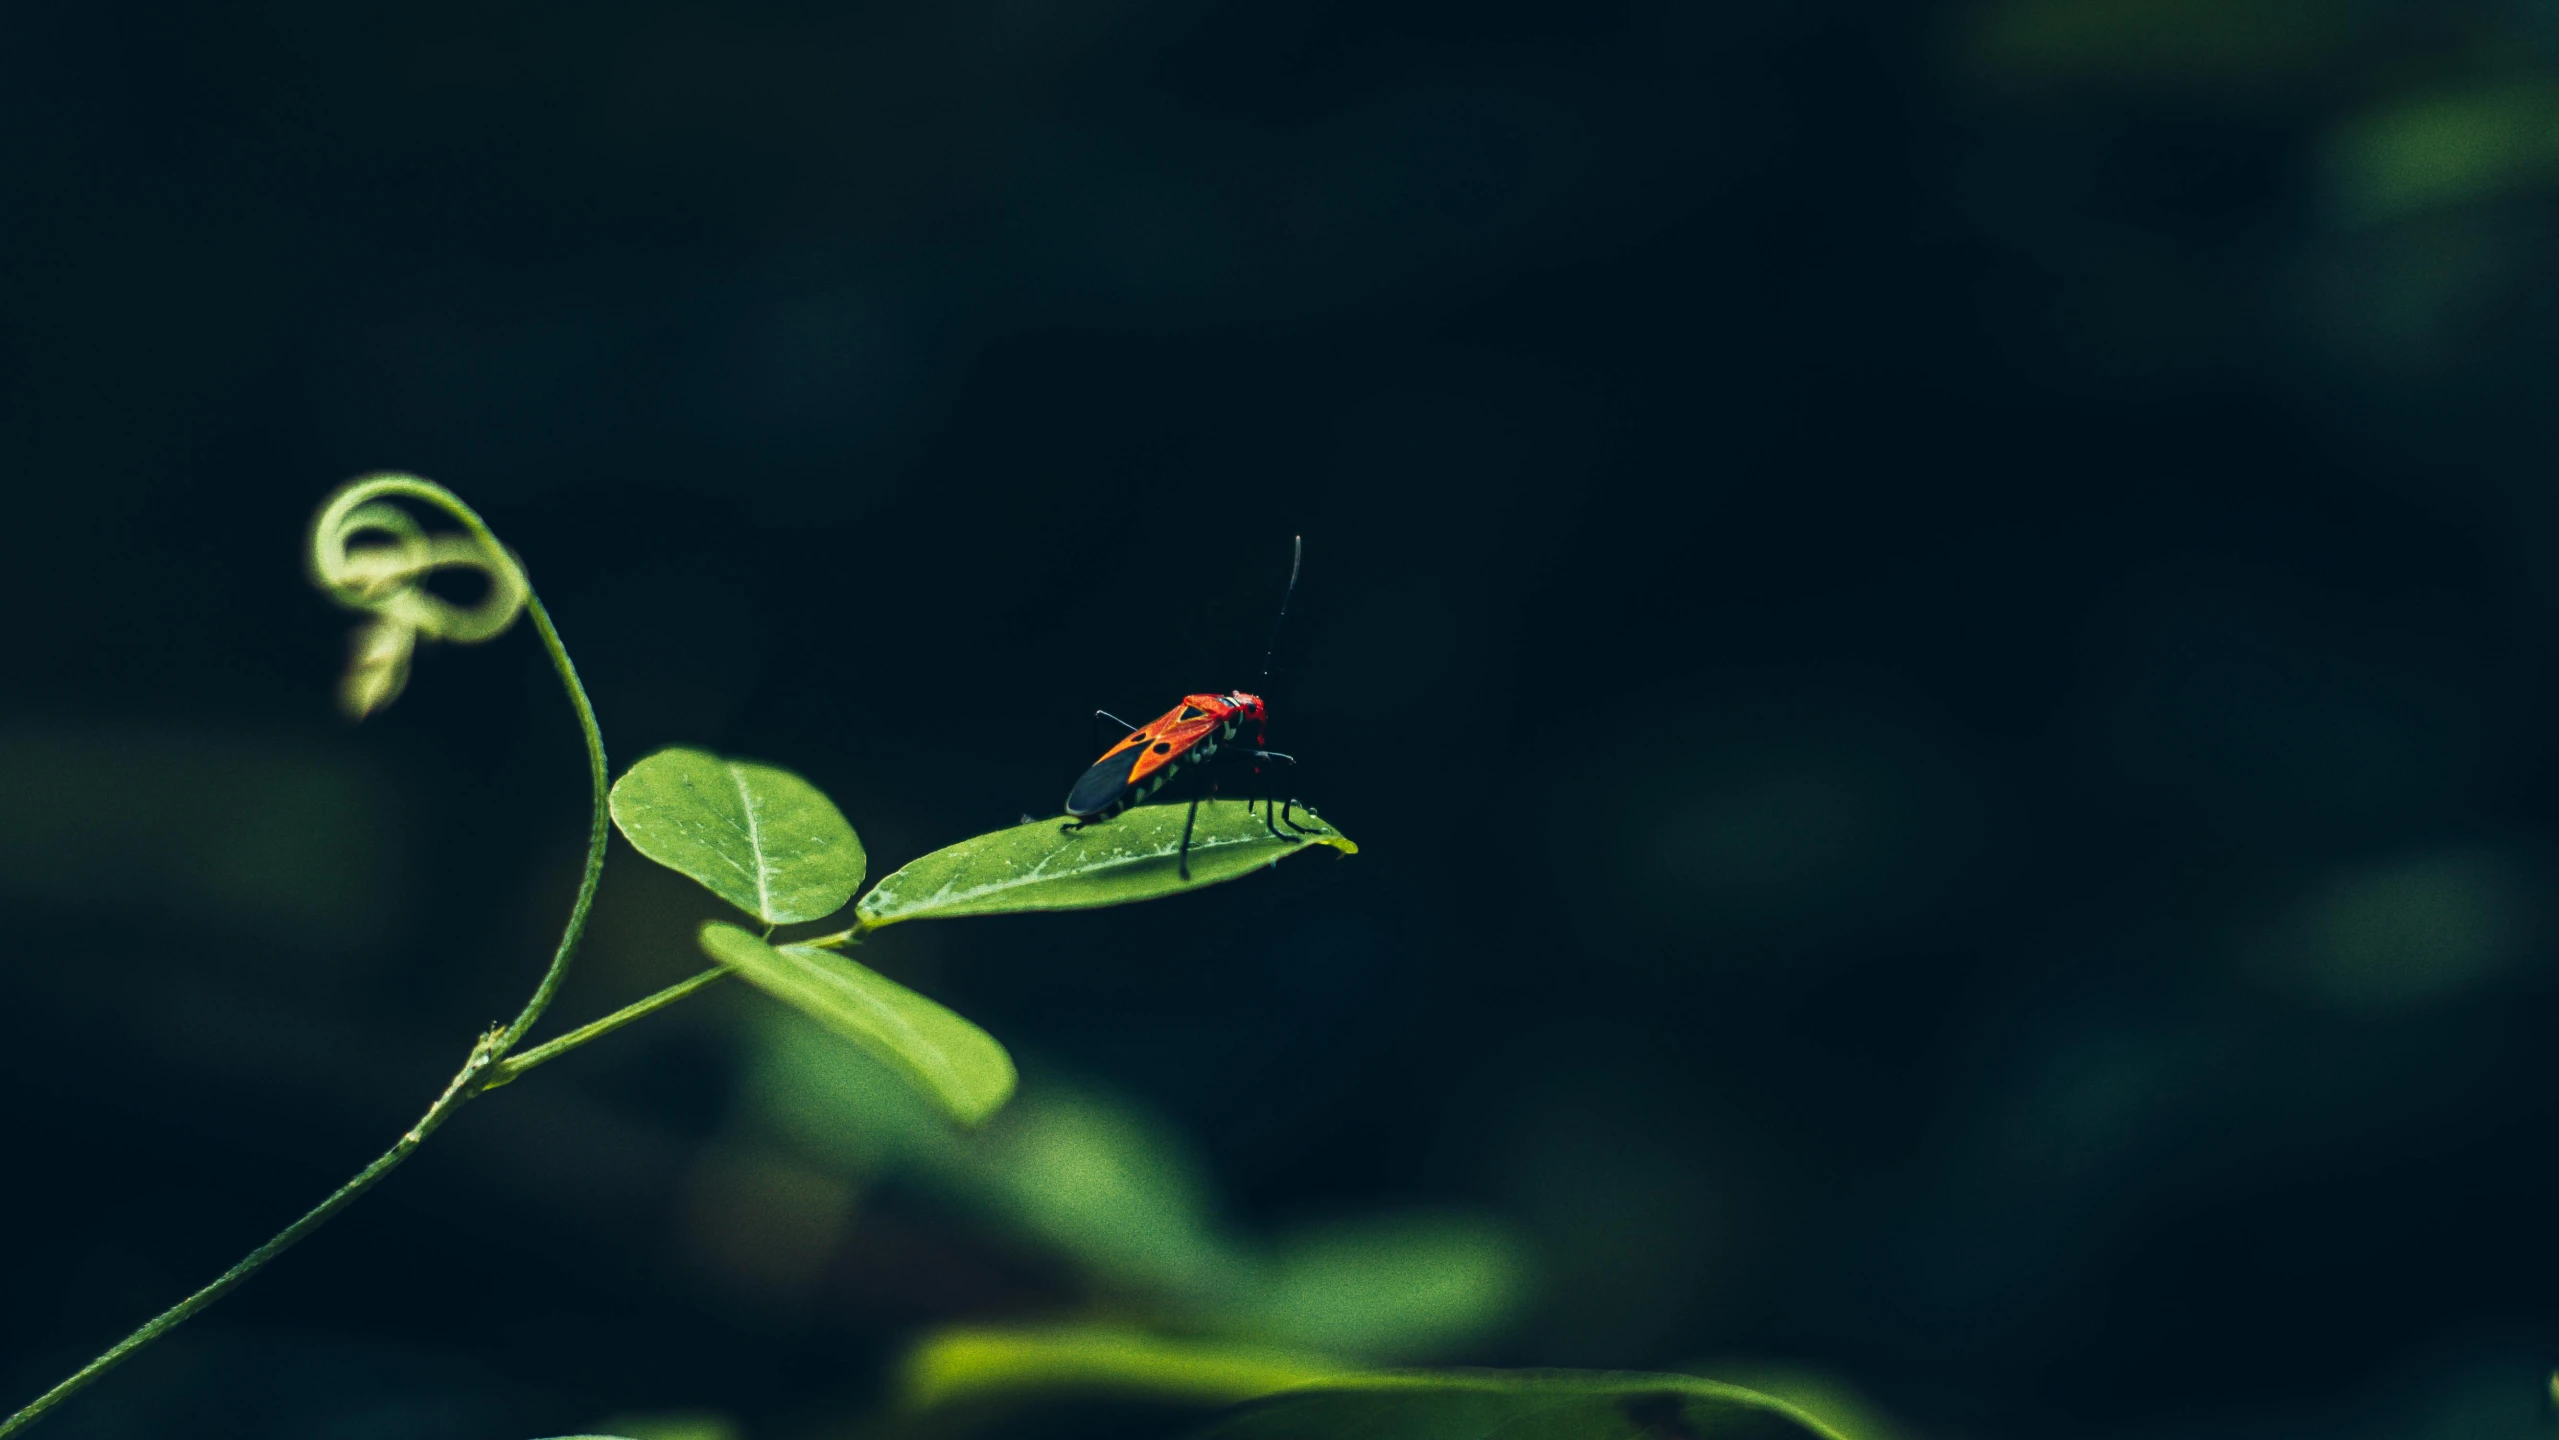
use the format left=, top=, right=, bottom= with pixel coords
left=1178, top=706, right=1204, bottom=721
left=1152, top=742, right=1172, bottom=754
left=1619, top=1393, right=1697, bottom=1440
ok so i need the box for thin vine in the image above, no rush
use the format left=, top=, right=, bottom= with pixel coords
left=0, top=476, right=609, bottom=1439
left=1, top=473, right=1353, bottom=1437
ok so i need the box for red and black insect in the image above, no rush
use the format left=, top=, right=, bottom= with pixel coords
left=1063, top=538, right=1316, bottom=877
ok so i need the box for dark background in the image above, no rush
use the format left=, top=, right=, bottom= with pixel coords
left=5, top=1, right=2558, bottom=1437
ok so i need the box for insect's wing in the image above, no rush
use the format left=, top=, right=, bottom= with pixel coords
left=1066, top=740, right=1150, bottom=816
left=1063, top=705, right=1226, bottom=817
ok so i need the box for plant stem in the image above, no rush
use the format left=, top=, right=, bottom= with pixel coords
left=480, top=966, right=730, bottom=1090
left=799, top=917, right=872, bottom=949
left=0, top=587, right=611, bottom=1439
left=0, top=1035, right=501, bottom=1438
left=493, top=595, right=611, bottom=1053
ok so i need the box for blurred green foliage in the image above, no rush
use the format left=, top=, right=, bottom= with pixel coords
left=578, top=1416, right=741, bottom=1440
left=0, top=728, right=403, bottom=953
left=1184, top=1371, right=1840, bottom=1440
left=1688, top=1365, right=1909, bottom=1440
left=897, top=1327, right=1346, bottom=1412
left=2239, top=848, right=2531, bottom=1010
left=2329, top=86, right=2559, bottom=223
left=735, top=1011, right=1528, bottom=1369
left=1964, top=0, right=2372, bottom=86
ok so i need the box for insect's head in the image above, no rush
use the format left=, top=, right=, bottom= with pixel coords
left=1223, top=691, right=1267, bottom=720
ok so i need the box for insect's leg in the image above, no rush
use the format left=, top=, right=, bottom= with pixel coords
left=1241, top=756, right=1280, bottom=838
left=1178, top=790, right=1202, bottom=881
left=1224, top=749, right=1296, bottom=838
left=1235, top=755, right=1267, bottom=835
left=1279, top=793, right=1316, bottom=833
left=1229, top=748, right=1312, bottom=834
left=1257, top=767, right=1296, bottom=841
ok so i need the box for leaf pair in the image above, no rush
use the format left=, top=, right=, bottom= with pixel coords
left=607, top=748, right=1007, bottom=1123
left=607, top=748, right=1353, bottom=1127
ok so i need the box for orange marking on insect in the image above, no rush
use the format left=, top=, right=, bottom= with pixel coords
left=1065, top=691, right=1268, bottom=818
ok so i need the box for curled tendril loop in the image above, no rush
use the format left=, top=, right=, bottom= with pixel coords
left=309, top=473, right=530, bottom=717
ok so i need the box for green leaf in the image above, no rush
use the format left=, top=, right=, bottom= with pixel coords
left=1187, top=1371, right=1844, bottom=1440
left=1221, top=1216, right=1528, bottom=1359
left=1685, top=1366, right=1908, bottom=1440
left=738, top=1005, right=967, bottom=1175
left=609, top=747, right=865, bottom=924
left=900, top=1324, right=1350, bottom=1412
left=699, top=922, right=1015, bottom=1125
left=977, top=1088, right=1234, bottom=1298
left=855, top=801, right=1354, bottom=929
left=579, top=1414, right=742, bottom=1440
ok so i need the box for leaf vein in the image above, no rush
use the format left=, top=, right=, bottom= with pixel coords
left=728, top=763, right=777, bottom=919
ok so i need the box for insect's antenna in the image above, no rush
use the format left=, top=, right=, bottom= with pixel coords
left=1259, top=535, right=1303, bottom=686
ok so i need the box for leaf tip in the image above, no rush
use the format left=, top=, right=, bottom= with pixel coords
left=952, top=1061, right=1020, bottom=1127
left=696, top=917, right=750, bottom=958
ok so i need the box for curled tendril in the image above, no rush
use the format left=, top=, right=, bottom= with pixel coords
left=309, top=474, right=531, bottom=717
